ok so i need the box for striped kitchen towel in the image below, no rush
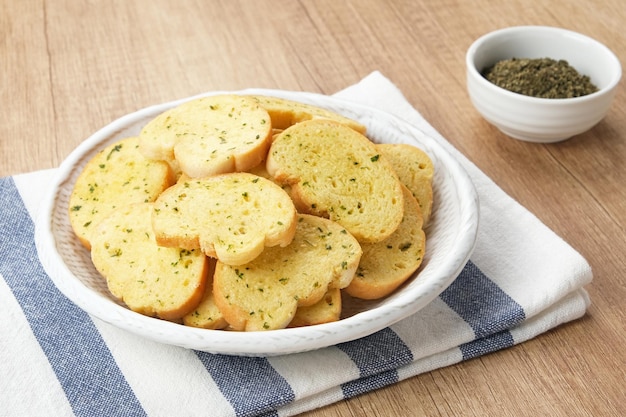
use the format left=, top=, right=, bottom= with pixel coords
left=0, top=71, right=592, bottom=417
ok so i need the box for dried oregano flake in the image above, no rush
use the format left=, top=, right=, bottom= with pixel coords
left=482, top=57, right=598, bottom=98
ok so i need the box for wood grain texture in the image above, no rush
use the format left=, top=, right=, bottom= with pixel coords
left=2, top=1, right=625, bottom=415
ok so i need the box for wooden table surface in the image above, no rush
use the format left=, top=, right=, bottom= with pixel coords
left=2, top=1, right=625, bottom=415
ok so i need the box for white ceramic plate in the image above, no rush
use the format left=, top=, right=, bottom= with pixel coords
left=35, top=89, right=479, bottom=356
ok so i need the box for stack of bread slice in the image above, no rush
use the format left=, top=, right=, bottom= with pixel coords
left=69, top=94, right=433, bottom=330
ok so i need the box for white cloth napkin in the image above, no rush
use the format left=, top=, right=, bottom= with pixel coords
left=0, top=71, right=592, bottom=417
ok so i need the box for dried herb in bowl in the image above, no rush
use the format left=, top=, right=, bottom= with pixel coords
left=482, top=57, right=598, bottom=98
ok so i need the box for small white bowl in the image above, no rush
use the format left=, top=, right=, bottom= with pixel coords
left=466, top=26, right=621, bottom=143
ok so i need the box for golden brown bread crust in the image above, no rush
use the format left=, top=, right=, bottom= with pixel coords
left=266, top=119, right=404, bottom=243
left=90, top=202, right=208, bottom=320
left=377, top=143, right=434, bottom=226
left=151, top=172, right=298, bottom=266
left=212, top=214, right=362, bottom=331
left=345, top=185, right=425, bottom=299
left=288, top=287, right=342, bottom=327
left=182, top=260, right=229, bottom=329
left=250, top=95, right=367, bottom=134
left=138, top=94, right=273, bottom=178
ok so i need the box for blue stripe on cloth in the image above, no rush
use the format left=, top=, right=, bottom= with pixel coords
left=440, top=260, right=526, bottom=359
left=196, top=352, right=294, bottom=417
left=338, top=327, right=413, bottom=399
left=0, top=177, right=146, bottom=417
left=459, top=330, right=516, bottom=360
left=341, top=369, right=402, bottom=399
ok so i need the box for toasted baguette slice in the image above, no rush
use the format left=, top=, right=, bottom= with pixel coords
left=213, top=214, right=362, bottom=331
left=182, top=259, right=229, bottom=329
left=288, top=287, right=342, bottom=328
left=69, top=137, right=174, bottom=250
left=377, top=143, right=434, bottom=226
left=250, top=95, right=366, bottom=134
left=266, top=119, right=404, bottom=243
left=138, top=94, right=273, bottom=178
left=90, top=203, right=208, bottom=320
left=152, top=172, right=297, bottom=266
left=345, top=185, right=425, bottom=299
